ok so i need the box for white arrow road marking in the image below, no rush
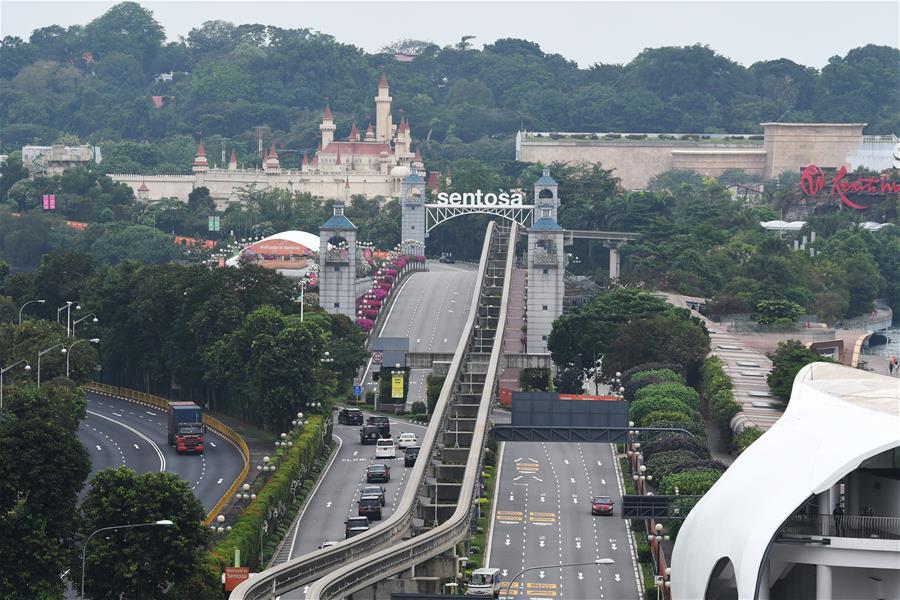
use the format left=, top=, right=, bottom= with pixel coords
left=577, top=572, right=584, bottom=580
left=611, top=543, right=617, bottom=550
left=532, top=476, right=543, bottom=482
left=133, top=444, right=140, bottom=450
left=112, top=412, right=122, bottom=417
left=416, top=338, right=421, bottom=343
left=443, top=338, right=448, bottom=343
left=601, top=478, right=606, bottom=485
left=513, top=475, right=523, bottom=481
left=326, top=501, right=333, bottom=508
left=597, top=460, right=603, bottom=466
left=538, top=537, right=545, bottom=548
left=505, top=536, right=511, bottom=546
left=509, top=493, right=514, bottom=501
left=88, top=410, right=165, bottom=472
left=96, top=445, right=102, bottom=451
left=209, top=441, right=216, bottom=448
left=570, top=477, right=576, bottom=484
left=502, top=569, right=508, bottom=577
left=572, top=496, right=578, bottom=504
left=217, top=478, right=223, bottom=484
left=540, top=493, right=546, bottom=502
left=538, top=571, right=545, bottom=579
left=353, top=451, right=358, bottom=456
left=564, top=459, right=569, bottom=464
left=614, top=574, right=621, bottom=582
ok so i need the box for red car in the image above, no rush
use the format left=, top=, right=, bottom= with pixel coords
left=591, top=496, right=614, bottom=516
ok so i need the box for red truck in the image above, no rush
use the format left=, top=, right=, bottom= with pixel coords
left=167, top=401, right=205, bottom=454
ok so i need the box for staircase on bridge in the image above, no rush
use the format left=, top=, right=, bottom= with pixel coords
left=419, top=224, right=511, bottom=528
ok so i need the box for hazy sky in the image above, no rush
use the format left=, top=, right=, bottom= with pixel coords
left=2, top=0, right=898, bottom=68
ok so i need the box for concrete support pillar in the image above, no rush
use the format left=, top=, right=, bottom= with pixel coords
left=816, top=564, right=833, bottom=600
left=604, top=241, right=622, bottom=281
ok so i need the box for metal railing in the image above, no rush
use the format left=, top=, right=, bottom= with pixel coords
left=231, top=221, right=509, bottom=599
left=83, top=382, right=250, bottom=527
left=779, top=513, right=900, bottom=540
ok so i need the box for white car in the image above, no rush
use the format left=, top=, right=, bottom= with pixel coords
left=397, top=432, right=418, bottom=449
left=375, top=438, right=396, bottom=459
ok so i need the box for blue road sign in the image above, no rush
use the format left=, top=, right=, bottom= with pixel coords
left=353, top=385, right=362, bottom=397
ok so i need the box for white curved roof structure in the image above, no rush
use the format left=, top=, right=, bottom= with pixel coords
left=670, top=363, right=900, bottom=599
left=225, top=230, right=322, bottom=267
left=759, top=220, right=806, bottom=231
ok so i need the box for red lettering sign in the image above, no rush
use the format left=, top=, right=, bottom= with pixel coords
left=224, top=566, right=250, bottom=591
left=799, top=164, right=899, bottom=210
left=800, top=165, right=825, bottom=196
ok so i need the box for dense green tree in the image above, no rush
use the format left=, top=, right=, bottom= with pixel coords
left=766, top=339, right=835, bottom=401
left=74, top=468, right=214, bottom=599
left=603, top=314, right=709, bottom=379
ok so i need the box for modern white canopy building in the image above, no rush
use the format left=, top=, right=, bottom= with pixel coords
left=671, top=362, right=900, bottom=600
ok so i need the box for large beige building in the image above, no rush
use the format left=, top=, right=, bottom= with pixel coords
left=516, top=123, right=898, bottom=189
left=111, top=74, right=429, bottom=208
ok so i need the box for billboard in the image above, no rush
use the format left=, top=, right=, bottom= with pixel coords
left=391, top=373, right=404, bottom=399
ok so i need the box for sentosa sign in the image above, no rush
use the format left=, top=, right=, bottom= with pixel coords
left=800, top=164, right=900, bottom=210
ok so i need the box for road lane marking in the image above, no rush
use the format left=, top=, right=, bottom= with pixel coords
left=96, top=445, right=102, bottom=451
left=112, top=412, right=122, bottom=417
left=87, top=410, right=165, bottom=472
left=217, top=478, right=223, bottom=484
left=133, top=444, right=140, bottom=450
left=286, top=431, right=343, bottom=560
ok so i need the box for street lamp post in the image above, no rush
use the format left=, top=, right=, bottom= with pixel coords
left=18, top=299, right=46, bottom=325
left=65, top=338, right=100, bottom=378
left=80, top=519, right=173, bottom=599
left=37, top=343, right=65, bottom=388
left=505, top=559, right=614, bottom=596
left=56, top=301, right=81, bottom=337
left=72, top=313, right=99, bottom=337
left=0, top=359, right=32, bottom=409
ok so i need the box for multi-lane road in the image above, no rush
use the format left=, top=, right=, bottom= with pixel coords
left=79, top=391, right=245, bottom=510
left=370, top=262, right=478, bottom=408
left=276, top=415, right=428, bottom=563
left=488, top=441, right=642, bottom=600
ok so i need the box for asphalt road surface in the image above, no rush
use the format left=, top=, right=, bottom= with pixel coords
left=276, top=415, right=429, bottom=565
left=488, top=441, right=642, bottom=600
left=78, top=391, right=246, bottom=511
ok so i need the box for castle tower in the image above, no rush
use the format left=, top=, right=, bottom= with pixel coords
left=320, top=104, right=336, bottom=149
left=365, top=122, right=375, bottom=141
left=301, top=151, right=309, bottom=173
left=137, top=181, right=150, bottom=201
left=228, top=149, right=237, bottom=171
left=533, top=168, right=559, bottom=222
left=375, top=71, right=393, bottom=143
left=318, top=204, right=358, bottom=319
left=400, top=172, right=426, bottom=255
left=192, top=141, right=209, bottom=173
left=265, top=142, right=280, bottom=174
left=412, top=145, right=425, bottom=177
left=395, top=117, right=411, bottom=157
left=334, top=148, right=342, bottom=174
left=349, top=122, right=360, bottom=142
left=526, top=204, right=565, bottom=353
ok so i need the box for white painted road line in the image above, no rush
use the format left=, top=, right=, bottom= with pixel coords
left=87, top=409, right=166, bottom=472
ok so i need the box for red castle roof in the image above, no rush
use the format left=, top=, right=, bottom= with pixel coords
left=320, top=141, right=393, bottom=156
left=323, top=104, right=333, bottom=120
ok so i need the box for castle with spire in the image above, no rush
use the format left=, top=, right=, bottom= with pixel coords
left=110, top=74, right=435, bottom=208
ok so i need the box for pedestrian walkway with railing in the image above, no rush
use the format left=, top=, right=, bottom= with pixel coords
left=779, top=513, right=900, bottom=540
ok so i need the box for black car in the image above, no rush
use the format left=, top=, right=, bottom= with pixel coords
left=439, top=253, right=455, bottom=264
left=366, top=463, right=390, bottom=483
left=362, top=485, right=386, bottom=506
left=338, top=408, right=364, bottom=425
left=345, top=516, right=370, bottom=538
left=366, top=415, right=391, bottom=438
left=404, top=445, right=420, bottom=467
left=360, top=425, right=382, bottom=444
left=358, top=495, right=382, bottom=520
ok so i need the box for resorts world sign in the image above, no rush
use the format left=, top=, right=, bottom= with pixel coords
left=800, top=164, right=900, bottom=210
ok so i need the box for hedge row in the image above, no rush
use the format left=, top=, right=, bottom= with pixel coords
left=699, top=356, right=743, bottom=449
left=206, top=415, right=329, bottom=575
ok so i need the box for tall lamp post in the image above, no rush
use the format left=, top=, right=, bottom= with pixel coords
left=72, top=313, right=99, bottom=337
left=1, top=359, right=32, bottom=409
left=505, top=559, right=614, bottom=596
left=65, top=338, right=100, bottom=378
left=37, top=343, right=65, bottom=388
left=81, top=519, right=173, bottom=599
left=18, top=299, right=46, bottom=325
left=56, top=301, right=81, bottom=337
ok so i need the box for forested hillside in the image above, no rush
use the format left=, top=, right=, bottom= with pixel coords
left=1, top=1, right=898, bottom=173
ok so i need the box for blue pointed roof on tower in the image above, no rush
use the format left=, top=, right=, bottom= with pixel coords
left=535, top=168, right=557, bottom=186
left=403, top=172, right=425, bottom=184
left=531, top=203, right=562, bottom=231
left=322, top=205, right=357, bottom=229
